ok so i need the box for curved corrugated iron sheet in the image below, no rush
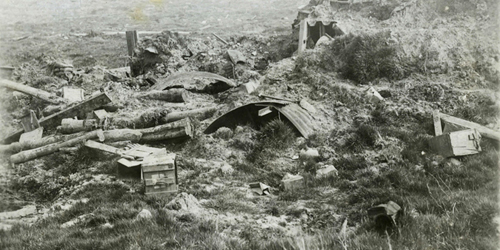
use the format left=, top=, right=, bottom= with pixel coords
left=150, top=71, right=236, bottom=91
left=276, top=103, right=315, bottom=139
left=204, top=101, right=316, bottom=138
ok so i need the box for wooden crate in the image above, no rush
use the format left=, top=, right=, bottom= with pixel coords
left=429, top=129, right=481, bottom=158
left=142, top=149, right=178, bottom=195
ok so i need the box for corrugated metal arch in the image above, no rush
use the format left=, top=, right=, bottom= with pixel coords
left=204, top=101, right=316, bottom=138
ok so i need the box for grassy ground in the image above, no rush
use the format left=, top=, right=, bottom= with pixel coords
left=0, top=0, right=499, bottom=249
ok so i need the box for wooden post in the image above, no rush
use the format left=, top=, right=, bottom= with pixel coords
left=126, top=30, right=139, bottom=57
left=298, top=19, right=308, bottom=53
left=432, top=110, right=442, bottom=136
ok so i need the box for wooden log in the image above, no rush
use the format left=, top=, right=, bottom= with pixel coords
left=136, top=89, right=187, bottom=102
left=2, top=92, right=112, bottom=144
left=57, top=119, right=98, bottom=134
left=161, top=107, right=216, bottom=123
left=139, top=118, right=193, bottom=142
left=438, top=111, right=500, bottom=141
left=10, top=130, right=102, bottom=164
left=101, top=129, right=142, bottom=143
left=0, top=79, right=65, bottom=104
left=0, top=132, right=86, bottom=155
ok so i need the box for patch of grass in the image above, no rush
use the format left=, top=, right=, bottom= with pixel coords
left=248, top=119, right=295, bottom=165
left=330, top=32, right=405, bottom=84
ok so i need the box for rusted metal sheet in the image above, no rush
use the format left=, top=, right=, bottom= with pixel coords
left=276, top=103, right=315, bottom=139
left=149, top=71, right=236, bottom=91
left=204, top=101, right=316, bottom=138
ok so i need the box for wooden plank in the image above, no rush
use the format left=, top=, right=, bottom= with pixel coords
left=298, top=19, right=308, bottom=53
left=20, top=110, right=40, bottom=132
left=438, top=111, right=500, bottom=141
left=2, top=92, right=112, bottom=144
left=84, top=140, right=120, bottom=155
left=432, top=110, right=442, bottom=136
left=62, top=87, right=84, bottom=103
left=19, top=127, right=43, bottom=144
left=126, top=30, right=139, bottom=57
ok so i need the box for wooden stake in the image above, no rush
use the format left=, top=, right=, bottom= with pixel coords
left=126, top=30, right=139, bottom=57
left=432, top=110, right=442, bottom=136
left=212, top=33, right=228, bottom=45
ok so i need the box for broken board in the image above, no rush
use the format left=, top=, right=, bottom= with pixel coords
left=429, top=129, right=482, bottom=158
left=2, top=92, right=112, bottom=144
left=19, top=127, right=43, bottom=144
left=62, top=87, right=84, bottom=103
left=435, top=111, right=500, bottom=141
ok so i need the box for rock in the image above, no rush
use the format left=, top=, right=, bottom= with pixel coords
left=227, top=50, right=246, bottom=64
left=366, top=87, right=384, bottom=104
left=220, top=162, right=234, bottom=176
left=316, top=165, right=338, bottom=178
left=447, top=158, right=461, bottom=167
left=281, top=173, right=304, bottom=191
left=299, top=148, right=320, bottom=162
left=214, top=127, right=233, bottom=140
left=136, top=209, right=153, bottom=220
left=101, top=222, right=114, bottom=229
left=315, top=36, right=332, bottom=48
left=239, top=78, right=260, bottom=94
left=378, top=89, right=392, bottom=98
left=166, top=193, right=203, bottom=214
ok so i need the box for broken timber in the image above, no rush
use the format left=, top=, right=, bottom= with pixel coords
left=8, top=119, right=192, bottom=163
left=433, top=110, right=500, bottom=141
left=136, top=89, right=187, bottom=102
left=161, top=106, right=217, bottom=123
left=0, top=79, right=66, bottom=104
left=10, top=130, right=103, bottom=164
left=2, top=92, right=112, bottom=144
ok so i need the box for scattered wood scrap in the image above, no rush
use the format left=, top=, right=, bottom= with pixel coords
left=10, top=130, right=104, bottom=164
left=161, top=106, right=217, bottom=123
left=0, top=78, right=66, bottom=104
left=2, top=92, right=112, bottom=144
left=7, top=118, right=193, bottom=163
left=136, top=89, right=187, bottom=102
left=433, top=110, right=500, bottom=141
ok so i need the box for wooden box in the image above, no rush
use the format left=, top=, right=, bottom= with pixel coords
left=429, top=129, right=481, bottom=158
left=142, top=149, right=178, bottom=195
